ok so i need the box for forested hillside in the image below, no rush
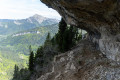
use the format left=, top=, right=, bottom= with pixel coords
left=0, top=48, right=28, bottom=80
left=12, top=18, right=83, bottom=80
left=0, top=15, right=59, bottom=80
left=0, top=24, right=58, bottom=55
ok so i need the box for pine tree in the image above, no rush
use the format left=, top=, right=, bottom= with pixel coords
left=35, top=46, right=44, bottom=67
left=51, top=37, right=56, bottom=46
left=63, top=25, right=75, bottom=51
left=57, top=18, right=67, bottom=52
left=55, top=18, right=82, bottom=52
left=35, top=46, right=44, bottom=59
left=44, top=32, right=51, bottom=46
left=58, top=18, right=67, bottom=33
left=29, top=46, right=34, bottom=72
left=13, top=65, right=19, bottom=79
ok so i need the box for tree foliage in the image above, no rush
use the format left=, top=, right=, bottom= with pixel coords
left=12, top=18, right=82, bottom=80
left=29, top=46, right=34, bottom=72
left=55, top=18, right=82, bottom=52
left=13, top=65, right=19, bottom=79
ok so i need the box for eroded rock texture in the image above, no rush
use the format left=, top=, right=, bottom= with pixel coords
left=41, top=0, right=120, bottom=61
left=37, top=40, right=120, bottom=80
left=37, top=0, right=120, bottom=80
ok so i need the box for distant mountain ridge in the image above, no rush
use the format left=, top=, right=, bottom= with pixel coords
left=0, top=15, right=59, bottom=80
left=0, top=14, right=59, bottom=35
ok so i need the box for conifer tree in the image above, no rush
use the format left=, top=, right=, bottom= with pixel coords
left=63, top=25, right=75, bottom=51
left=44, top=32, right=51, bottom=46
left=13, top=65, right=19, bottom=79
left=35, top=46, right=44, bottom=59
left=35, top=46, right=44, bottom=67
left=29, top=46, right=34, bottom=72
left=55, top=18, right=82, bottom=52
left=59, top=18, right=67, bottom=33
left=51, top=37, right=56, bottom=46
left=57, top=18, right=67, bottom=52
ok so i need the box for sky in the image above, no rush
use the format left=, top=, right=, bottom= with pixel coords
left=0, top=0, right=61, bottom=19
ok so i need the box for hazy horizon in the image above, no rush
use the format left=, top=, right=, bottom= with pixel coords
left=0, top=0, right=61, bottom=20
left=0, top=14, right=61, bottom=20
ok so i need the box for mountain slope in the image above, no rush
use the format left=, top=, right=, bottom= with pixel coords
left=0, top=14, right=59, bottom=35
left=0, top=18, right=59, bottom=80
left=0, top=47, right=28, bottom=80
left=0, top=24, right=58, bottom=55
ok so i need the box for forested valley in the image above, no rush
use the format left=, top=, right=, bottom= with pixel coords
left=0, top=14, right=86, bottom=80
left=12, top=18, right=85, bottom=80
left=0, top=14, right=59, bottom=80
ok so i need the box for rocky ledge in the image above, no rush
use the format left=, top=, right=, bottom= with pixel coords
left=37, top=40, right=120, bottom=80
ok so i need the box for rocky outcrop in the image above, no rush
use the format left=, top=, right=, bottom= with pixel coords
left=41, top=0, right=120, bottom=61
left=37, top=0, right=120, bottom=80
left=37, top=40, right=120, bottom=80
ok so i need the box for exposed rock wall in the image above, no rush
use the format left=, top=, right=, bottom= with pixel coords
left=41, top=0, right=120, bottom=61
left=36, top=0, right=120, bottom=80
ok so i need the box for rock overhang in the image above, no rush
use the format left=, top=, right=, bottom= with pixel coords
left=41, top=0, right=120, bottom=61
left=41, top=0, right=120, bottom=33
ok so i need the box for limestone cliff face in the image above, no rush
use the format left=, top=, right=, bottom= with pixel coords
left=41, top=0, right=120, bottom=61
